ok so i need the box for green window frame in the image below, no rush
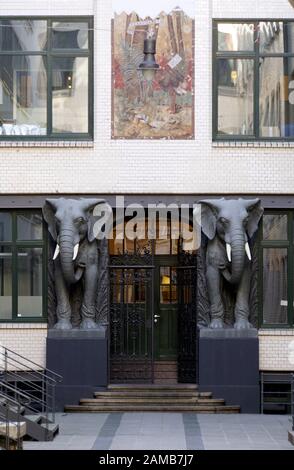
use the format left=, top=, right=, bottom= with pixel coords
left=213, top=19, right=294, bottom=142
left=0, top=210, right=47, bottom=323
left=259, top=210, right=294, bottom=328
left=0, top=16, right=93, bottom=141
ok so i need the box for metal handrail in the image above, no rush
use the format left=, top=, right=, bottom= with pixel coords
left=0, top=347, right=62, bottom=383
left=0, top=346, right=62, bottom=427
left=0, top=385, right=31, bottom=450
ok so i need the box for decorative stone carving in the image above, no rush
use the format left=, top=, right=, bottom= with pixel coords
left=43, top=198, right=109, bottom=330
left=196, top=198, right=263, bottom=330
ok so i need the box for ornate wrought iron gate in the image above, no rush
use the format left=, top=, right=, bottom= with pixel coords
left=109, top=246, right=198, bottom=384
left=177, top=251, right=198, bottom=383
left=109, top=249, right=154, bottom=383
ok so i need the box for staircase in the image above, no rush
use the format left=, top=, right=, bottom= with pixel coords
left=0, top=346, right=62, bottom=442
left=65, top=384, right=240, bottom=413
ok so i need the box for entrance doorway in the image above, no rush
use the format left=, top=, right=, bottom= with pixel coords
left=108, top=218, right=197, bottom=384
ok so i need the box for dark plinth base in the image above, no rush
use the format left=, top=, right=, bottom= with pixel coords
left=198, top=328, right=259, bottom=413
left=46, top=329, right=108, bottom=411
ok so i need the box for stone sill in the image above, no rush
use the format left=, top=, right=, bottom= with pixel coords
left=258, top=329, right=294, bottom=336
left=0, top=323, right=48, bottom=329
left=213, top=141, right=294, bottom=148
left=0, top=141, right=94, bottom=148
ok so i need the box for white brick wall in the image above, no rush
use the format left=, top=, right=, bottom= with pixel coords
left=0, top=0, right=293, bottom=195
left=259, top=330, right=294, bottom=371
left=0, top=324, right=47, bottom=369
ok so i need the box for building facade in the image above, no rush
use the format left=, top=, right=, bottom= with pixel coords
left=0, top=0, right=294, bottom=411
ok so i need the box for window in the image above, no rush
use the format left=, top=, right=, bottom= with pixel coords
left=213, top=20, right=294, bottom=140
left=0, top=210, right=47, bottom=321
left=0, top=18, right=93, bottom=139
left=259, top=211, right=294, bottom=327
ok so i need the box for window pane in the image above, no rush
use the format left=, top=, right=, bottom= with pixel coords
left=17, top=212, right=43, bottom=240
left=0, top=56, right=47, bottom=135
left=52, top=22, right=88, bottom=49
left=0, top=20, right=47, bottom=51
left=263, top=248, right=288, bottom=325
left=217, top=59, right=254, bottom=135
left=0, top=248, right=12, bottom=320
left=52, top=57, right=88, bottom=133
left=259, top=57, right=294, bottom=138
left=263, top=214, right=288, bottom=240
left=18, top=248, right=42, bottom=317
left=0, top=212, right=12, bottom=241
left=259, top=21, right=285, bottom=54
left=160, top=267, right=170, bottom=303
left=218, top=23, right=254, bottom=51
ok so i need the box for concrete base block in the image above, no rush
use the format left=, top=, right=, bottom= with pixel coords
left=46, top=329, right=108, bottom=411
left=198, top=328, right=260, bottom=413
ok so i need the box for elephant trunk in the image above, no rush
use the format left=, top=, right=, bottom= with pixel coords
left=59, top=230, right=83, bottom=284
left=224, top=229, right=246, bottom=285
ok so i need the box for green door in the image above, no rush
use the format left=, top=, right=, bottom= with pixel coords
left=154, top=258, right=178, bottom=360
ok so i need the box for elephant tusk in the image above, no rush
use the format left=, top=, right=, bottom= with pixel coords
left=73, top=243, right=79, bottom=261
left=226, top=243, right=232, bottom=263
left=53, top=244, right=60, bottom=260
left=245, top=242, right=252, bottom=261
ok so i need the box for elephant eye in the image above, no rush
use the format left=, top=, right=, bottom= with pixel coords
left=243, top=217, right=249, bottom=226
left=219, top=217, right=229, bottom=225
left=75, top=217, right=85, bottom=224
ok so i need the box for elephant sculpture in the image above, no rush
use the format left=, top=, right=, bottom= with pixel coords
left=197, top=198, right=263, bottom=329
left=43, top=198, right=106, bottom=330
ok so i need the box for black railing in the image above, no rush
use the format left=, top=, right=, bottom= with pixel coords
left=0, top=384, right=30, bottom=450
left=0, top=346, right=62, bottom=427
left=261, top=372, right=293, bottom=414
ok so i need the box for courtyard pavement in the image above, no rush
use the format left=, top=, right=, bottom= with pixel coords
left=22, top=413, right=294, bottom=450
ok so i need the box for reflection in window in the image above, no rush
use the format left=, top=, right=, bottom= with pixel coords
left=259, top=22, right=284, bottom=54
left=0, top=20, right=47, bottom=51
left=17, top=212, right=43, bottom=240
left=0, top=212, right=12, bottom=241
left=218, top=23, right=254, bottom=51
left=263, top=248, right=288, bottom=324
left=260, top=57, right=294, bottom=138
left=0, top=248, right=12, bottom=320
left=0, top=55, right=47, bottom=135
left=217, top=59, right=254, bottom=135
left=52, top=22, right=88, bottom=49
left=17, top=248, right=43, bottom=317
left=52, top=57, right=88, bottom=133
left=263, top=214, right=288, bottom=240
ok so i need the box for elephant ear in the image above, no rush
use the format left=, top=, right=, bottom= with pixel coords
left=42, top=199, right=59, bottom=241
left=197, top=199, right=221, bottom=240
left=244, top=199, right=264, bottom=238
left=80, top=199, right=107, bottom=243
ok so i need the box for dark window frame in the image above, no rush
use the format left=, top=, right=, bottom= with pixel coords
left=0, top=210, right=47, bottom=323
left=258, top=210, right=294, bottom=328
left=0, top=16, right=93, bottom=141
left=213, top=19, right=294, bottom=142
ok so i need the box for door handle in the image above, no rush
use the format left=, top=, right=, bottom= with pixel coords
left=154, top=315, right=161, bottom=318
left=154, top=314, right=161, bottom=324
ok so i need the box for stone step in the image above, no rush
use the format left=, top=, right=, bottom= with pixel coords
left=153, top=379, right=178, bottom=384
left=94, top=391, right=212, bottom=398
left=65, top=404, right=240, bottom=413
left=154, top=363, right=178, bottom=372
left=80, top=397, right=225, bottom=405
left=107, top=384, right=198, bottom=392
